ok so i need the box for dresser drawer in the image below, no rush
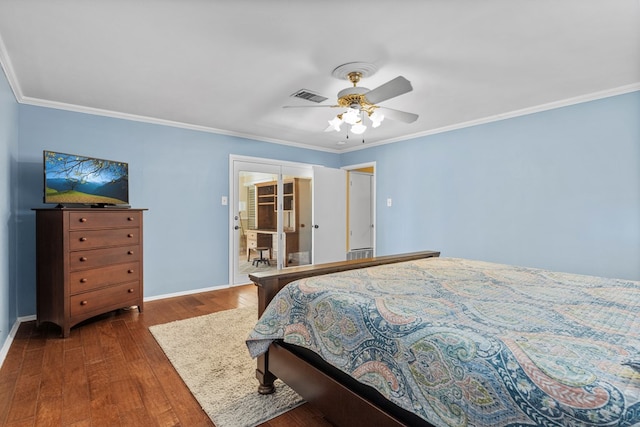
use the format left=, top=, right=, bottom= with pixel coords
left=70, top=282, right=140, bottom=317
left=247, top=237, right=257, bottom=249
left=246, top=231, right=272, bottom=249
left=69, top=245, right=140, bottom=271
left=69, top=228, right=140, bottom=250
left=69, top=211, right=141, bottom=230
left=69, top=262, right=139, bottom=294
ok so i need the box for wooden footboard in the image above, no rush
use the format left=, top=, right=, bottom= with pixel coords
left=249, top=250, right=441, bottom=317
left=248, top=250, right=440, bottom=426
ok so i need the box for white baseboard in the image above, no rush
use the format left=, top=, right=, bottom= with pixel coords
left=143, top=283, right=231, bottom=302
left=0, top=314, right=36, bottom=369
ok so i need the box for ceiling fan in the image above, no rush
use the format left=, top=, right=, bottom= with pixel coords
left=284, top=62, right=419, bottom=136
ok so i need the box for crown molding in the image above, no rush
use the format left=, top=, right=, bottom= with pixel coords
left=342, top=83, right=640, bottom=153
left=3, top=35, right=637, bottom=157
left=17, top=95, right=341, bottom=153
left=0, top=33, right=23, bottom=102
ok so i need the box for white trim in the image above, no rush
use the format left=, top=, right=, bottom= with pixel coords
left=17, top=96, right=340, bottom=154
left=343, top=162, right=377, bottom=256
left=0, top=315, right=36, bottom=369
left=229, top=154, right=321, bottom=169
left=0, top=33, right=23, bottom=102
left=340, top=84, right=640, bottom=153
left=5, top=40, right=635, bottom=157
left=341, top=161, right=377, bottom=172
left=229, top=155, right=318, bottom=285
left=1, top=31, right=637, bottom=155
left=142, top=283, right=234, bottom=302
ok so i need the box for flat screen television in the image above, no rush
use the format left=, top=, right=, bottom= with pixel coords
left=43, top=150, right=129, bottom=207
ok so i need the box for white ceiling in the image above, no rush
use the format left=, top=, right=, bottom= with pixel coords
left=0, top=0, right=638, bottom=153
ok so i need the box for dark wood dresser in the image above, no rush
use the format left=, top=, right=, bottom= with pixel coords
left=34, top=208, right=146, bottom=337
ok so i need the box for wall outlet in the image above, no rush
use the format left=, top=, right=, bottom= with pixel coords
left=221, top=196, right=228, bottom=206
left=386, top=198, right=392, bottom=207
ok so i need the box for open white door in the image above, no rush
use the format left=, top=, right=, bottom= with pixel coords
left=312, top=166, right=347, bottom=264
left=349, top=172, right=373, bottom=250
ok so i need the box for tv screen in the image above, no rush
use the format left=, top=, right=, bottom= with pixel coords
left=44, top=150, right=129, bottom=206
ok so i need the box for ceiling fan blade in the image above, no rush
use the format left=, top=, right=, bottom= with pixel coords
left=282, top=105, right=338, bottom=109
left=364, top=76, right=413, bottom=105
left=378, top=107, right=419, bottom=123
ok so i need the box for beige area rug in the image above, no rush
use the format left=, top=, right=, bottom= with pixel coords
left=149, top=306, right=304, bottom=427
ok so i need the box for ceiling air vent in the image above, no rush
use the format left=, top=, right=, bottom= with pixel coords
left=290, top=89, right=328, bottom=103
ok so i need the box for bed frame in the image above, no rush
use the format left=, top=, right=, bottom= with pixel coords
left=249, top=250, right=440, bottom=427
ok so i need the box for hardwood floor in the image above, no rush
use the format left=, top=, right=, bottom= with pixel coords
left=0, top=285, right=332, bottom=427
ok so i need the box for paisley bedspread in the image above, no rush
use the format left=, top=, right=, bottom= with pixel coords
left=246, top=257, right=640, bottom=427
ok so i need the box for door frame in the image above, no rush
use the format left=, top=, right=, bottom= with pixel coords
left=229, top=155, right=316, bottom=286
left=228, top=156, right=376, bottom=285
left=342, top=161, right=377, bottom=257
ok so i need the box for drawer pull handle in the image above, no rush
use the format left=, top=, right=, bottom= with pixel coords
left=80, top=257, right=87, bottom=262
left=80, top=237, right=87, bottom=242
left=79, top=218, right=87, bottom=223
left=128, top=269, right=134, bottom=274
left=128, top=217, right=134, bottom=221
left=128, top=288, right=134, bottom=293
left=127, top=250, right=134, bottom=255
left=80, top=278, right=88, bottom=283
left=80, top=300, right=88, bottom=305
left=128, top=234, right=134, bottom=238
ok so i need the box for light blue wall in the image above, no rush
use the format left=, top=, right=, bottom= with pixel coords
left=16, top=105, right=340, bottom=316
left=342, top=92, right=640, bottom=280
left=0, top=66, right=19, bottom=346
left=9, top=91, right=640, bottom=321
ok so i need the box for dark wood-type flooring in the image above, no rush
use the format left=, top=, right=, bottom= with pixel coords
left=0, top=284, right=332, bottom=426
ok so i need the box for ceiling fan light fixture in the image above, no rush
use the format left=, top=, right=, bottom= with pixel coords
left=283, top=62, right=416, bottom=140
left=327, top=116, right=343, bottom=132
left=351, top=122, right=367, bottom=135
left=370, top=110, right=384, bottom=128
left=342, top=108, right=360, bottom=125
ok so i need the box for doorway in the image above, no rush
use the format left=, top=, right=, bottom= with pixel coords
left=230, top=158, right=314, bottom=285
left=229, top=156, right=370, bottom=286
left=345, top=162, right=376, bottom=259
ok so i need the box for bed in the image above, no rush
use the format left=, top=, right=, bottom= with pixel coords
left=246, top=251, right=640, bottom=427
